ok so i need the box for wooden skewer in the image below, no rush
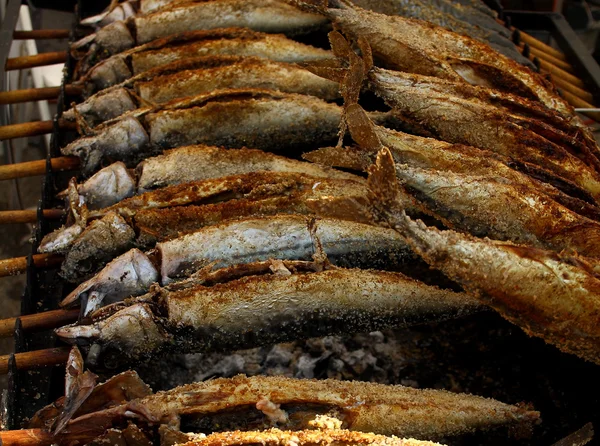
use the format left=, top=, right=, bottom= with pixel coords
left=519, top=31, right=567, bottom=62
left=560, top=90, right=600, bottom=123
left=0, top=119, right=77, bottom=141
left=0, top=156, right=80, bottom=180
left=0, top=84, right=83, bottom=105
left=0, top=308, right=79, bottom=338
left=0, top=429, right=54, bottom=446
left=0, top=346, right=70, bottom=374
left=536, top=58, right=587, bottom=90
left=546, top=73, right=595, bottom=104
left=5, top=51, right=68, bottom=71
left=13, top=29, right=70, bottom=40
left=0, top=209, right=64, bottom=224
left=0, top=253, right=64, bottom=277
left=518, top=42, right=574, bottom=74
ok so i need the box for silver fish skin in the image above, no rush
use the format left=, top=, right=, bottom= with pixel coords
left=42, top=375, right=538, bottom=441
left=81, top=29, right=333, bottom=92
left=60, top=249, right=159, bottom=317
left=395, top=164, right=600, bottom=258
left=61, top=90, right=343, bottom=173
left=158, top=214, right=416, bottom=283
left=59, top=212, right=136, bottom=283
left=367, top=69, right=600, bottom=202
left=312, top=0, right=575, bottom=119
left=65, top=57, right=341, bottom=125
left=133, top=0, right=328, bottom=44
left=56, top=268, right=481, bottom=362
left=368, top=148, right=600, bottom=365
left=137, top=145, right=358, bottom=192
left=74, top=162, right=136, bottom=210
left=368, top=68, right=599, bottom=167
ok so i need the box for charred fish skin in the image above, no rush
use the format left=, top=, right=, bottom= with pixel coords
left=146, top=91, right=342, bottom=153
left=62, top=90, right=344, bottom=174
left=309, top=0, right=575, bottom=119
left=75, top=0, right=328, bottom=67
left=157, top=214, right=420, bottom=283
left=394, top=164, right=600, bottom=258
left=56, top=268, right=482, bottom=363
left=81, top=29, right=333, bottom=93
left=136, top=145, right=358, bottom=192
left=366, top=69, right=600, bottom=202
left=66, top=57, right=341, bottom=126
left=368, top=148, right=600, bottom=366
left=50, top=375, right=539, bottom=441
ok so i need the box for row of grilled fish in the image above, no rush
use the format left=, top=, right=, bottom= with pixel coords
left=32, top=0, right=600, bottom=444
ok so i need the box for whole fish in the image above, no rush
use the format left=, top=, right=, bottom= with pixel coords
left=56, top=267, right=482, bottom=363
left=68, top=145, right=357, bottom=210
left=394, top=164, right=600, bottom=258
left=366, top=68, right=600, bottom=202
left=77, top=28, right=333, bottom=92
left=299, top=0, right=575, bottom=120
left=367, top=67, right=600, bottom=170
left=74, top=0, right=327, bottom=67
left=348, top=0, right=532, bottom=67
left=61, top=89, right=344, bottom=173
left=304, top=111, right=600, bottom=220
left=367, top=147, right=600, bottom=365
left=65, top=56, right=341, bottom=126
left=39, top=374, right=539, bottom=443
left=42, top=172, right=371, bottom=255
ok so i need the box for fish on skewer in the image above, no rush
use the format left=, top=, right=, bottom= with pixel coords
left=77, top=28, right=333, bottom=92
left=56, top=266, right=482, bottom=363
left=41, top=171, right=373, bottom=254
left=296, top=0, right=575, bottom=120
left=64, top=56, right=340, bottom=126
left=61, top=89, right=345, bottom=173
left=32, top=373, right=538, bottom=444
left=363, top=68, right=600, bottom=202
left=56, top=213, right=422, bottom=290
left=305, top=112, right=600, bottom=221
left=64, top=145, right=359, bottom=210
left=348, top=0, right=532, bottom=67
left=367, top=147, right=600, bottom=365
left=73, top=0, right=328, bottom=68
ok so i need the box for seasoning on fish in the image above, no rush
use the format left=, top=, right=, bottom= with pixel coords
left=40, top=374, right=539, bottom=442
left=367, top=147, right=600, bottom=366
left=74, top=0, right=328, bottom=68
left=61, top=89, right=344, bottom=173
left=65, top=56, right=341, bottom=126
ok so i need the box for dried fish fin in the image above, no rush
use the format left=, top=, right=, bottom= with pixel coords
left=552, top=423, right=594, bottom=446
left=303, top=146, right=372, bottom=171
left=53, top=347, right=98, bottom=434
left=346, top=103, right=382, bottom=153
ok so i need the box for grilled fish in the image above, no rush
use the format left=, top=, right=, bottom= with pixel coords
left=305, top=111, right=600, bottom=220
left=69, top=145, right=357, bottom=210
left=61, top=89, right=343, bottom=173
left=348, top=0, right=531, bottom=67
left=365, top=69, right=600, bottom=202
left=300, top=0, right=575, bottom=119
left=367, top=67, right=600, bottom=171
left=43, top=374, right=539, bottom=442
left=65, top=57, right=340, bottom=126
left=367, top=147, right=600, bottom=365
left=77, top=28, right=333, bottom=92
left=74, top=0, right=327, bottom=67
left=56, top=267, right=481, bottom=363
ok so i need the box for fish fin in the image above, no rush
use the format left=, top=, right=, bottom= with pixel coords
left=367, top=148, right=408, bottom=228
left=346, top=103, right=382, bottom=153
left=71, top=101, right=96, bottom=136
left=52, top=347, right=98, bottom=435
